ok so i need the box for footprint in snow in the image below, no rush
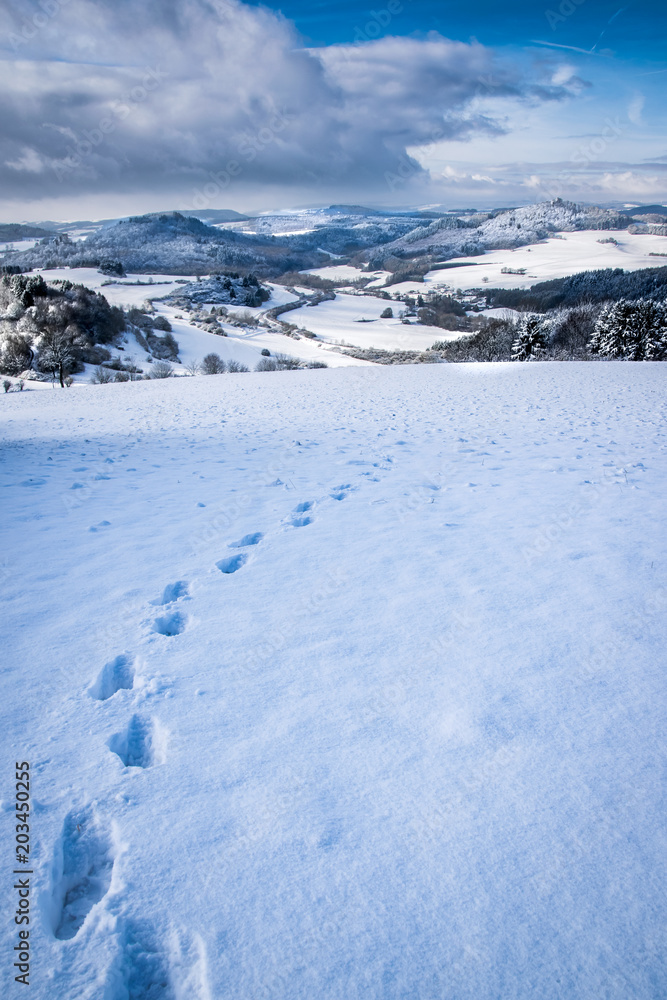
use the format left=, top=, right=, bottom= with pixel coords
left=118, top=919, right=174, bottom=999
left=108, top=713, right=166, bottom=768
left=330, top=484, right=353, bottom=501
left=216, top=553, right=247, bottom=574
left=154, top=580, right=190, bottom=605
left=290, top=502, right=314, bottom=525
left=89, top=653, right=135, bottom=700
left=52, top=806, right=115, bottom=941
left=229, top=532, right=263, bottom=548
left=153, top=610, right=188, bottom=636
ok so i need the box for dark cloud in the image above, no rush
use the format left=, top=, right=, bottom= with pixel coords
left=0, top=0, right=576, bottom=208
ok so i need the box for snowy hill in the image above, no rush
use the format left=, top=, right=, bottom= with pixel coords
left=365, top=200, right=632, bottom=265
left=0, top=223, right=55, bottom=241
left=1, top=213, right=325, bottom=277
left=2, top=202, right=649, bottom=278
left=2, top=363, right=666, bottom=999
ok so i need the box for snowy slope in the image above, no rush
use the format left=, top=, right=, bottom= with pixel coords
left=1, top=363, right=666, bottom=999
left=364, top=230, right=667, bottom=296
left=21, top=269, right=370, bottom=377
left=365, top=201, right=632, bottom=265
left=286, top=292, right=456, bottom=351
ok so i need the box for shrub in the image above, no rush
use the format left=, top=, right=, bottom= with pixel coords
left=149, top=360, right=174, bottom=378
left=202, top=353, right=226, bottom=374
left=274, top=353, right=301, bottom=370
left=143, top=330, right=179, bottom=361
left=261, top=348, right=271, bottom=356
left=3, top=379, right=11, bottom=392
left=98, top=259, right=126, bottom=277
left=79, top=345, right=112, bottom=366
left=226, top=360, right=249, bottom=373
left=152, top=315, right=172, bottom=332
left=380, top=307, right=393, bottom=318
left=255, top=357, right=277, bottom=371
left=230, top=309, right=258, bottom=327
left=90, top=365, right=115, bottom=384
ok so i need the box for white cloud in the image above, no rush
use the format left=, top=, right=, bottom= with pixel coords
left=0, top=0, right=575, bottom=209
left=5, top=147, right=45, bottom=172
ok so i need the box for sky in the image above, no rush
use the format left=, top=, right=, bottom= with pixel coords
left=0, top=0, right=665, bottom=221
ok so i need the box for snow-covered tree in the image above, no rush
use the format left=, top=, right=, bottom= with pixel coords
left=511, top=315, right=547, bottom=361
left=589, top=298, right=667, bottom=360
left=38, top=330, right=76, bottom=387
left=636, top=299, right=667, bottom=360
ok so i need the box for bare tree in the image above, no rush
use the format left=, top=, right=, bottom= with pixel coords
left=39, top=331, right=76, bottom=388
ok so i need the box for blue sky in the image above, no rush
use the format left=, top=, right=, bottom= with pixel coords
left=0, top=0, right=665, bottom=219
left=254, top=0, right=665, bottom=59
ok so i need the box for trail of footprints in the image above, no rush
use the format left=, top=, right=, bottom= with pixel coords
left=51, top=459, right=392, bottom=987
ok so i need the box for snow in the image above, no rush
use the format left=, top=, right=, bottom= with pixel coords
left=372, top=230, right=667, bottom=296
left=155, top=304, right=373, bottom=370
left=286, top=292, right=458, bottom=350
left=0, top=239, right=39, bottom=253
left=302, top=264, right=375, bottom=282
left=12, top=270, right=368, bottom=376
left=34, top=268, right=197, bottom=310
left=2, top=362, right=666, bottom=998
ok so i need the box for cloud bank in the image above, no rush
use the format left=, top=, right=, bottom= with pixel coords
left=0, top=0, right=577, bottom=212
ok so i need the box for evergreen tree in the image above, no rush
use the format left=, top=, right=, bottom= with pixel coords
left=511, top=315, right=547, bottom=361
left=638, top=299, right=667, bottom=360
left=589, top=298, right=667, bottom=360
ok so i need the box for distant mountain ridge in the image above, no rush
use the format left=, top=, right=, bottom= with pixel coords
left=364, top=200, right=633, bottom=266
left=1, top=212, right=326, bottom=277
left=2, top=200, right=664, bottom=277
left=0, top=223, right=55, bottom=241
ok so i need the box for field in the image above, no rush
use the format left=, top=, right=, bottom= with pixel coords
left=2, top=362, right=666, bottom=998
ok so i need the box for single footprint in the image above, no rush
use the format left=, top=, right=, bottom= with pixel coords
left=294, top=501, right=313, bottom=513
left=330, top=484, right=352, bottom=501
left=229, top=532, right=263, bottom=548
left=290, top=516, right=312, bottom=528
left=153, top=611, right=187, bottom=636
left=52, top=806, right=115, bottom=941
left=120, top=919, right=174, bottom=999
left=89, top=654, right=135, bottom=701
left=108, top=714, right=165, bottom=768
left=155, top=581, right=190, bottom=605
left=216, top=553, right=247, bottom=574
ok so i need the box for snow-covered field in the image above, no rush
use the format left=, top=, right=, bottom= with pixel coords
left=286, top=293, right=455, bottom=351
left=288, top=231, right=667, bottom=352
left=0, top=239, right=40, bottom=253
left=378, top=230, right=667, bottom=295
left=158, top=305, right=372, bottom=371
left=20, top=269, right=370, bottom=377
left=2, top=363, right=666, bottom=999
